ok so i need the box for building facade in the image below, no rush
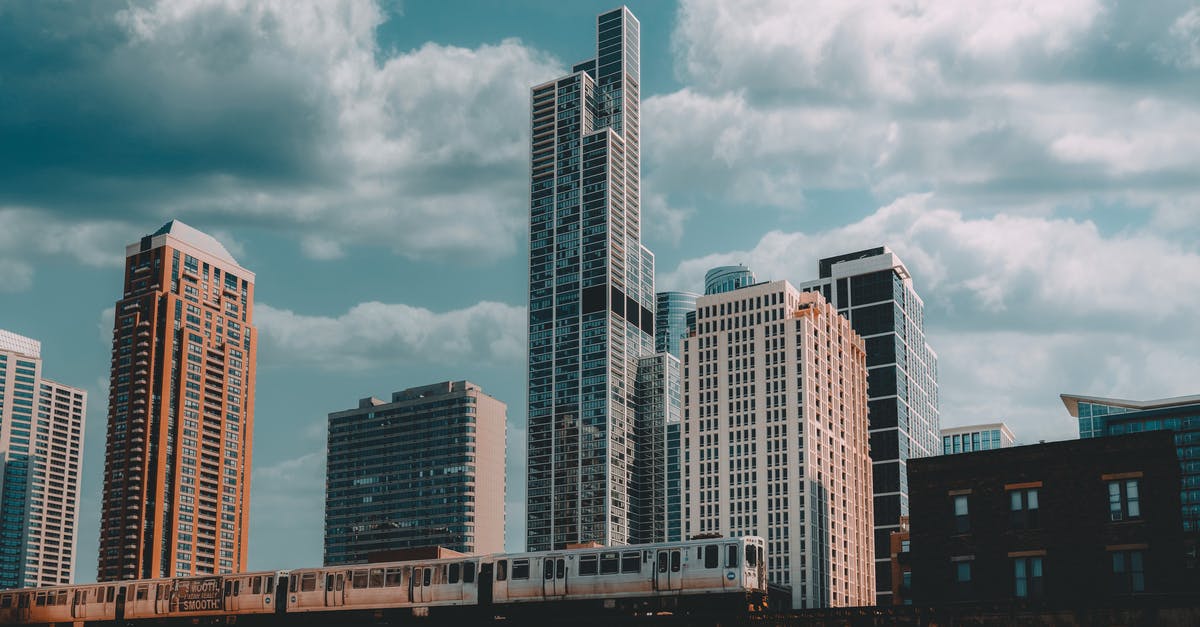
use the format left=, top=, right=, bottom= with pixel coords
left=0, top=330, right=86, bottom=588
left=704, top=265, right=757, bottom=295
left=526, top=7, right=658, bottom=552
left=799, top=246, right=940, bottom=603
left=324, top=381, right=505, bottom=565
left=1064, top=393, right=1200, bottom=580
left=633, top=353, right=681, bottom=544
left=682, top=284, right=875, bottom=608
left=908, top=432, right=1185, bottom=605
left=654, top=291, right=697, bottom=359
left=98, top=220, right=257, bottom=581
left=941, top=423, right=1015, bottom=454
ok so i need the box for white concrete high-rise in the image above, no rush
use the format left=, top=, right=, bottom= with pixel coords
left=0, top=329, right=86, bottom=588
left=682, top=284, right=874, bottom=608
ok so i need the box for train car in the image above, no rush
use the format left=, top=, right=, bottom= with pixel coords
left=119, top=570, right=283, bottom=622
left=491, top=536, right=767, bottom=615
left=285, top=556, right=482, bottom=617
left=0, top=583, right=122, bottom=625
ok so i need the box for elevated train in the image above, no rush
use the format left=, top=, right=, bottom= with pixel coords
left=0, top=537, right=767, bottom=625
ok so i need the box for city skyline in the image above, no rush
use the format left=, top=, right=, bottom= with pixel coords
left=1, top=0, right=1198, bottom=582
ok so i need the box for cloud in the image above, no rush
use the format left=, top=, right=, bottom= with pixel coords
left=0, top=208, right=133, bottom=291
left=255, top=300, right=526, bottom=370
left=248, top=449, right=326, bottom=569
left=643, top=0, right=1200, bottom=237
left=0, top=259, right=33, bottom=292
left=0, top=1, right=563, bottom=264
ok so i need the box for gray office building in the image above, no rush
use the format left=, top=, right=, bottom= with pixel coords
left=633, top=353, right=682, bottom=544
left=527, top=7, right=657, bottom=551
left=799, top=246, right=940, bottom=604
left=655, top=291, right=698, bottom=359
left=324, top=381, right=505, bottom=565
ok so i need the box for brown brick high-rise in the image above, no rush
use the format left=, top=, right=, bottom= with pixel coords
left=98, top=221, right=257, bottom=581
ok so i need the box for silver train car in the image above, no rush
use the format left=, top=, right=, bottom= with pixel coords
left=0, top=536, right=767, bottom=624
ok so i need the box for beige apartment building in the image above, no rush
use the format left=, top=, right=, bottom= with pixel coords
left=0, top=330, right=86, bottom=588
left=98, top=221, right=257, bottom=580
left=682, top=282, right=874, bottom=608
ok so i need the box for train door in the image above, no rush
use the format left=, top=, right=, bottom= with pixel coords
left=115, top=586, right=127, bottom=622
left=71, top=589, right=87, bottom=620
left=101, top=586, right=115, bottom=620
left=223, top=579, right=238, bottom=612
left=325, top=573, right=344, bottom=607
left=274, top=575, right=289, bottom=616
left=16, top=592, right=30, bottom=622
left=654, top=549, right=683, bottom=592
left=409, top=565, right=429, bottom=604
left=478, top=563, right=494, bottom=607
left=156, top=582, right=171, bottom=614
left=542, top=555, right=567, bottom=597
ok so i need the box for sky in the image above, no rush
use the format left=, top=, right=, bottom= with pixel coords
left=1, top=0, right=1199, bottom=581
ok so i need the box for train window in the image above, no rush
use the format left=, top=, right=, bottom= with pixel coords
left=579, top=555, right=598, bottom=576
left=670, top=551, right=681, bottom=573
left=253, top=577, right=262, bottom=595
left=423, top=568, right=432, bottom=587
left=301, top=573, right=317, bottom=592
left=464, top=562, right=476, bottom=584
left=0, top=594, right=9, bottom=609
left=351, top=571, right=368, bottom=589
left=225, top=581, right=232, bottom=597
left=369, top=569, right=384, bottom=588
left=556, top=559, right=565, bottom=579
left=705, top=545, right=718, bottom=569
left=657, top=552, right=667, bottom=573
left=385, top=568, right=403, bottom=587
left=599, top=553, right=619, bottom=575
left=35, top=592, right=46, bottom=607
left=511, top=559, right=530, bottom=580
left=727, top=545, right=739, bottom=568
left=107, top=587, right=115, bottom=603
left=621, top=552, right=639, bottom=574
left=336, top=575, right=344, bottom=592
left=745, top=544, right=757, bottom=566
left=135, top=586, right=148, bottom=601
left=290, top=575, right=298, bottom=593
left=234, top=581, right=241, bottom=595
left=449, top=563, right=461, bottom=584
left=497, top=560, right=507, bottom=581
left=543, top=560, right=553, bottom=580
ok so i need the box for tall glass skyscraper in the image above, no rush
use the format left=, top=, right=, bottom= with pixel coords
left=527, top=7, right=656, bottom=551
left=800, top=246, right=940, bottom=604
left=655, top=291, right=697, bottom=359
left=705, top=264, right=757, bottom=295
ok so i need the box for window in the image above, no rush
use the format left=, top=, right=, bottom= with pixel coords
left=449, top=563, right=460, bottom=584
left=252, top=577, right=262, bottom=595
left=704, top=545, right=719, bottom=569
left=726, top=544, right=739, bottom=568
left=463, top=562, right=476, bottom=584
left=423, top=568, right=431, bottom=587
left=954, top=560, right=973, bottom=597
left=351, top=570, right=368, bottom=589
left=953, top=495, right=970, bottom=533
left=512, top=559, right=530, bottom=580
left=300, top=573, right=317, bottom=592
left=1111, top=550, right=1145, bottom=593
left=497, top=560, right=507, bottom=581
left=621, top=551, right=640, bottom=573
left=579, top=555, right=598, bottom=576
left=600, top=552, right=619, bottom=575
left=745, top=545, right=757, bottom=566
left=1013, top=557, right=1044, bottom=599
left=369, top=569, right=384, bottom=588
left=386, top=568, right=403, bottom=587
left=1109, top=480, right=1141, bottom=521
left=1009, top=488, right=1040, bottom=528
left=544, top=560, right=554, bottom=580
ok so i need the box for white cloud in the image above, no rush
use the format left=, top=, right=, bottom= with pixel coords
left=644, top=0, right=1200, bottom=238
left=0, top=259, right=33, bottom=292
left=0, top=209, right=132, bottom=291
left=255, top=300, right=525, bottom=370
left=1159, top=7, right=1200, bottom=69
left=248, top=449, right=326, bottom=569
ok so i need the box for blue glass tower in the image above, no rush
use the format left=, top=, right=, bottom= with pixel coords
left=654, top=291, right=697, bottom=359
left=527, top=7, right=656, bottom=551
left=704, top=264, right=757, bottom=295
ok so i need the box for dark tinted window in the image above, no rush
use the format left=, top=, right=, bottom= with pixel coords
left=497, top=560, right=507, bottom=581
left=512, top=560, right=529, bottom=580
left=580, top=555, right=598, bottom=576
left=745, top=545, right=756, bottom=566
left=621, top=552, right=640, bottom=574
left=463, top=562, right=476, bottom=584
left=423, top=569, right=431, bottom=587
left=727, top=545, right=739, bottom=568
left=600, top=553, right=619, bottom=575
left=704, top=545, right=718, bottom=569
left=449, top=563, right=461, bottom=584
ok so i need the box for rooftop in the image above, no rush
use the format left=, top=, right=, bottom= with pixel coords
left=137, top=219, right=239, bottom=265
left=1060, top=393, right=1200, bottom=417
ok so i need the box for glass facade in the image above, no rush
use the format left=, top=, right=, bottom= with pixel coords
left=527, top=7, right=658, bottom=551
left=654, top=291, right=697, bottom=359
left=1070, top=396, right=1200, bottom=534
left=704, top=265, right=756, bottom=295
left=800, top=247, right=940, bottom=604
left=324, top=382, right=505, bottom=565
left=941, top=424, right=1014, bottom=454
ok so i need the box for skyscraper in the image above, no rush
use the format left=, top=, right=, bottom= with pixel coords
left=0, top=330, right=86, bottom=588
left=324, top=381, right=506, bottom=565
left=682, top=284, right=875, bottom=608
left=98, top=221, right=257, bottom=581
left=704, top=264, right=757, bottom=295
left=526, top=6, right=655, bottom=551
left=655, top=291, right=698, bottom=359
left=799, top=246, right=940, bottom=604
left=633, top=353, right=681, bottom=544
